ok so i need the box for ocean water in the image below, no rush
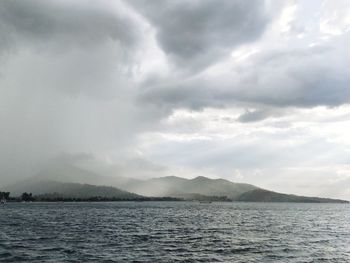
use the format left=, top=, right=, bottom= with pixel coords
left=0, top=202, right=349, bottom=262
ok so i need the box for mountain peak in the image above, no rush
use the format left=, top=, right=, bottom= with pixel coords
left=191, top=176, right=211, bottom=181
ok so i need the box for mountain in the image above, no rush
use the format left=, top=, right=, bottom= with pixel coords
left=124, top=175, right=258, bottom=199
left=6, top=164, right=348, bottom=203
left=125, top=176, right=348, bottom=203
left=33, top=162, right=141, bottom=189
left=236, top=189, right=349, bottom=203
left=7, top=179, right=140, bottom=199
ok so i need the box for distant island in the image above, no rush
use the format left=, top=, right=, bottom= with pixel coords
left=2, top=171, right=349, bottom=203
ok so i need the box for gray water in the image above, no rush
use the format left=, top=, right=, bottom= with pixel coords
left=0, top=202, right=349, bottom=262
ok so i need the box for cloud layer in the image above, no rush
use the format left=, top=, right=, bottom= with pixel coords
left=0, top=0, right=349, bottom=199
left=129, top=0, right=269, bottom=71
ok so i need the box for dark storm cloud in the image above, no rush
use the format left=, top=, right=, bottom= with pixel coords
left=0, top=0, right=140, bottom=52
left=237, top=110, right=271, bottom=123
left=128, top=0, right=270, bottom=71
left=237, top=41, right=350, bottom=108
left=139, top=34, right=350, bottom=114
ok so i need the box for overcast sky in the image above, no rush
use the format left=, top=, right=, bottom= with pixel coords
left=1, top=0, right=350, bottom=199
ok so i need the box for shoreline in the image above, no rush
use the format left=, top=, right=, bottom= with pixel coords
left=3, top=199, right=348, bottom=204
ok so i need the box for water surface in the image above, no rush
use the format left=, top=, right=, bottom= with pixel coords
left=1, top=202, right=349, bottom=262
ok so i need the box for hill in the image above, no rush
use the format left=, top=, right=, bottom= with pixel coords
left=125, top=176, right=348, bottom=203
left=124, top=175, right=258, bottom=199
left=6, top=169, right=348, bottom=203
left=236, top=189, right=349, bottom=203
left=7, top=179, right=141, bottom=199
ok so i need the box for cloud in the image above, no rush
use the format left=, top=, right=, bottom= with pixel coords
left=128, top=0, right=270, bottom=71
left=0, top=0, right=151, bottom=185
left=1, top=0, right=350, bottom=199
left=237, top=109, right=271, bottom=123
left=0, top=0, right=141, bottom=52
left=139, top=34, right=350, bottom=113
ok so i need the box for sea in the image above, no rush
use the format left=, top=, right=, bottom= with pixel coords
left=0, top=202, right=349, bottom=262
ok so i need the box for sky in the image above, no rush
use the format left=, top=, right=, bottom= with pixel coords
left=0, top=0, right=350, bottom=199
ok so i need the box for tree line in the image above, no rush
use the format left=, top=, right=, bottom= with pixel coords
left=0, top=191, right=35, bottom=202
left=0, top=191, right=181, bottom=202
left=0, top=191, right=10, bottom=200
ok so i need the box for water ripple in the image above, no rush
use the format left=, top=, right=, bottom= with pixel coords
left=0, top=202, right=349, bottom=262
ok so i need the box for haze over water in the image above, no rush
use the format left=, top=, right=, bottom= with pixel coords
left=1, top=202, right=349, bottom=262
